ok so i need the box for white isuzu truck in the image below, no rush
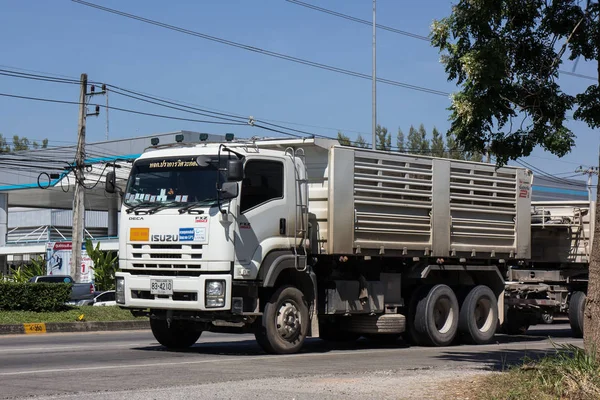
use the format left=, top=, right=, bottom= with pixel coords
left=107, top=135, right=534, bottom=354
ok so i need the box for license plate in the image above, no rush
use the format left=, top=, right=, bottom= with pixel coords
left=150, top=279, right=173, bottom=295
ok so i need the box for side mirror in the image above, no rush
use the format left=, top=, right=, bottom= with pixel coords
left=220, top=182, right=238, bottom=200
left=227, top=159, right=243, bottom=181
left=105, top=171, right=116, bottom=194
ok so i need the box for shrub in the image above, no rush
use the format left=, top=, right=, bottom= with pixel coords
left=0, top=282, right=71, bottom=312
left=8, top=256, right=47, bottom=283
left=85, top=239, right=118, bottom=291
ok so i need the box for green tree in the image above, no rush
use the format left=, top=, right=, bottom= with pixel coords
left=337, top=131, right=352, bottom=146
left=42, top=138, right=49, bottom=148
left=0, top=135, right=10, bottom=153
left=407, top=125, right=421, bottom=154
left=445, top=132, right=463, bottom=160
left=431, top=0, right=600, bottom=353
left=418, top=124, right=430, bottom=155
left=431, top=127, right=445, bottom=158
left=397, top=128, right=405, bottom=152
left=12, top=135, right=30, bottom=151
left=355, top=134, right=369, bottom=149
left=375, top=124, right=391, bottom=151
left=85, top=239, right=118, bottom=291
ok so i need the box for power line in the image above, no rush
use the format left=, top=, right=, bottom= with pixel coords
left=0, top=64, right=375, bottom=138
left=0, top=92, right=249, bottom=126
left=71, top=0, right=450, bottom=97
left=285, top=0, right=597, bottom=82
left=516, top=159, right=587, bottom=187
left=286, top=0, right=430, bottom=41
left=106, top=86, right=247, bottom=124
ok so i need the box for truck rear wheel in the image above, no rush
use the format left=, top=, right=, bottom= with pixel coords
left=150, top=319, right=202, bottom=349
left=255, top=285, right=309, bottom=354
left=404, top=286, right=430, bottom=346
left=415, top=284, right=459, bottom=347
left=569, top=291, right=585, bottom=338
left=458, top=285, right=498, bottom=344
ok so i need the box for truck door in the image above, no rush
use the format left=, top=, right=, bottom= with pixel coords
left=235, top=158, right=290, bottom=273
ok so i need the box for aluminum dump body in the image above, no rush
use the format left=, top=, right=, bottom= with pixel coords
left=325, top=147, right=532, bottom=259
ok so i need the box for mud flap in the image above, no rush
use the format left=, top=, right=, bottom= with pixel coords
left=308, top=268, right=319, bottom=338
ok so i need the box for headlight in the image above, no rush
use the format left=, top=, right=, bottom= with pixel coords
left=206, top=281, right=223, bottom=296
left=205, top=280, right=225, bottom=308
left=116, top=277, right=125, bottom=304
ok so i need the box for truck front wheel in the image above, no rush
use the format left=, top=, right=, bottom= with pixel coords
left=255, top=286, right=309, bottom=354
left=150, top=319, right=202, bottom=349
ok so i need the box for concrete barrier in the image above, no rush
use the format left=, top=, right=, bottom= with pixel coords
left=0, top=320, right=150, bottom=335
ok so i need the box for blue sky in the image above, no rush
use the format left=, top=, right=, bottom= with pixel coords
left=0, top=0, right=598, bottom=179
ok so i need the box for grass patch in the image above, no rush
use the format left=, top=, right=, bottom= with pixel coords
left=474, top=343, right=600, bottom=400
left=0, top=306, right=147, bottom=324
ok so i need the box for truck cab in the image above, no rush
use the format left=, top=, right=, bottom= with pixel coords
left=110, top=138, right=315, bottom=353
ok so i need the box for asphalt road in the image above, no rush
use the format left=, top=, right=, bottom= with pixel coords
left=0, top=323, right=582, bottom=400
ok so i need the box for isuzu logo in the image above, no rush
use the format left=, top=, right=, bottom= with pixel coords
left=151, top=234, right=179, bottom=242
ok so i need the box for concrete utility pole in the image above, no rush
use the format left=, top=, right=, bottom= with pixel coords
left=575, top=165, right=599, bottom=202
left=72, top=73, right=88, bottom=284
left=72, top=75, right=103, bottom=283
left=372, top=0, right=376, bottom=150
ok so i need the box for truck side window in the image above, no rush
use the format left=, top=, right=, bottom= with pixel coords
left=241, top=160, right=284, bottom=213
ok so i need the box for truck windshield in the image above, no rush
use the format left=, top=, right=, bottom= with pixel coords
left=124, top=156, right=226, bottom=207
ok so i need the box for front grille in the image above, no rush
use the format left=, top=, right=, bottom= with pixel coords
left=129, top=243, right=203, bottom=268
left=128, top=270, right=202, bottom=277
left=132, top=263, right=201, bottom=270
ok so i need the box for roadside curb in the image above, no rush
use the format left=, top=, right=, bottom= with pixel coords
left=0, top=320, right=150, bottom=335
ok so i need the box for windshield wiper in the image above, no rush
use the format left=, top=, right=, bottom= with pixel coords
left=177, top=199, right=217, bottom=214
left=125, top=201, right=155, bottom=214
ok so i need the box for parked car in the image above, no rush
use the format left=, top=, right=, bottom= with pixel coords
left=28, top=275, right=95, bottom=303
left=74, top=290, right=116, bottom=307
left=92, top=290, right=116, bottom=307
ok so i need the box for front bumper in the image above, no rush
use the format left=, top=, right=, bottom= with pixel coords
left=116, top=272, right=232, bottom=311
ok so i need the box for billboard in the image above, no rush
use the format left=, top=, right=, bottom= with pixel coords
left=46, top=242, right=95, bottom=283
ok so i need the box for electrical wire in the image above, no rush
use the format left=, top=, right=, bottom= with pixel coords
left=285, top=0, right=430, bottom=41
left=285, top=0, right=597, bottom=82
left=71, top=0, right=450, bottom=97
left=0, top=65, right=374, bottom=139
left=0, top=92, right=249, bottom=126
left=516, top=159, right=587, bottom=186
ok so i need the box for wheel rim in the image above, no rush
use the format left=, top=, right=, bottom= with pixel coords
left=542, top=313, right=553, bottom=323
left=474, top=297, right=494, bottom=332
left=276, top=300, right=302, bottom=341
left=434, top=296, right=454, bottom=334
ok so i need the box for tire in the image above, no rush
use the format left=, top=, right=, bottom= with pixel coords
left=415, top=284, right=459, bottom=347
left=458, top=285, right=498, bottom=344
left=569, top=291, right=585, bottom=338
left=150, top=318, right=202, bottom=349
left=541, top=312, right=554, bottom=325
left=255, top=286, right=309, bottom=354
left=404, top=286, right=430, bottom=346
